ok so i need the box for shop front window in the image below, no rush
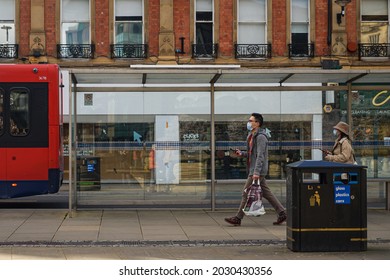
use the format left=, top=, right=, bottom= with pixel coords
left=348, top=90, right=389, bottom=178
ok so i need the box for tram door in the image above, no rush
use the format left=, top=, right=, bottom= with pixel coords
left=0, top=83, right=49, bottom=197
left=0, top=89, right=5, bottom=196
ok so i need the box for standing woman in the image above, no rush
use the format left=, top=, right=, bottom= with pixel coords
left=325, top=121, right=355, bottom=164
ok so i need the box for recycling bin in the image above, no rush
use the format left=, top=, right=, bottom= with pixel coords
left=286, top=160, right=367, bottom=252
left=77, top=156, right=101, bottom=191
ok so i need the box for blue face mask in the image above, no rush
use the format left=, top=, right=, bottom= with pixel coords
left=333, top=129, right=338, bottom=137
left=247, top=122, right=252, bottom=131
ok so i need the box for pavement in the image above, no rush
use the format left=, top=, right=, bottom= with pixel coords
left=0, top=208, right=389, bottom=260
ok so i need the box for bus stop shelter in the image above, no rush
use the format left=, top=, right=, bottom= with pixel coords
left=66, top=65, right=390, bottom=214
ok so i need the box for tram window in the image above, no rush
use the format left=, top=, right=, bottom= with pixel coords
left=0, top=89, right=3, bottom=134
left=10, top=89, right=30, bottom=136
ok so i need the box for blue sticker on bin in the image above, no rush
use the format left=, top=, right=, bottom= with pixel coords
left=334, top=185, right=351, bottom=204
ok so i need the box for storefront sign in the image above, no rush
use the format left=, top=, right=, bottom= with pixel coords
left=372, top=90, right=390, bottom=107
left=341, top=90, right=390, bottom=110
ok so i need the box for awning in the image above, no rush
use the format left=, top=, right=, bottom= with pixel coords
left=68, top=66, right=390, bottom=91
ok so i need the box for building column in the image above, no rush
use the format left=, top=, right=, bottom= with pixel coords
left=331, top=3, right=348, bottom=56
left=158, top=0, right=176, bottom=63
left=29, top=0, right=47, bottom=63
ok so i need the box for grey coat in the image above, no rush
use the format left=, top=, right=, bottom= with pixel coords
left=241, top=128, right=269, bottom=176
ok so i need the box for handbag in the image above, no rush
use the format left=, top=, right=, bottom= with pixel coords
left=243, top=179, right=266, bottom=216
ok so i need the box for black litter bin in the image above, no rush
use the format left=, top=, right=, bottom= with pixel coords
left=286, top=160, right=367, bottom=252
left=77, top=156, right=101, bottom=191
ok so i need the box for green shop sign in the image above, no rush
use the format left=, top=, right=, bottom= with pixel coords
left=340, top=90, right=390, bottom=116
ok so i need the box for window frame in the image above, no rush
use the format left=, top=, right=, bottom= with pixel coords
left=290, top=0, right=310, bottom=44
left=237, top=0, right=267, bottom=44
left=360, top=0, right=390, bottom=44
left=194, top=0, right=214, bottom=46
left=9, top=88, right=30, bottom=137
left=0, top=0, right=16, bottom=44
left=114, top=0, right=144, bottom=44
left=60, top=0, right=91, bottom=44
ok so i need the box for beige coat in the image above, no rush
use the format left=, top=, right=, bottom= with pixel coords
left=325, top=137, right=355, bottom=164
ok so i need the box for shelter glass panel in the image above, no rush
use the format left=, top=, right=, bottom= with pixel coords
left=65, top=91, right=211, bottom=208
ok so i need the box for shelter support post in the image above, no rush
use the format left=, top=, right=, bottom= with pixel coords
left=347, top=83, right=352, bottom=133
left=68, top=73, right=78, bottom=217
left=386, top=181, right=390, bottom=211
left=210, top=83, right=216, bottom=211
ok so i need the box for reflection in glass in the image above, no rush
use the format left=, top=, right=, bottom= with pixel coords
left=10, top=89, right=29, bottom=136
left=115, top=22, right=142, bottom=44
left=62, top=23, right=90, bottom=44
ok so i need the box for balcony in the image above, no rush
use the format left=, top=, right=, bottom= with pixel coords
left=288, top=43, right=315, bottom=58
left=57, top=44, right=95, bottom=59
left=235, top=44, right=272, bottom=59
left=110, top=44, right=148, bottom=59
left=358, top=43, right=390, bottom=60
left=192, top=43, right=218, bottom=59
left=0, top=44, right=18, bottom=59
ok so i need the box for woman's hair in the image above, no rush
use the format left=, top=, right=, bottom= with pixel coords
left=340, top=131, right=350, bottom=140
left=251, top=113, right=263, bottom=127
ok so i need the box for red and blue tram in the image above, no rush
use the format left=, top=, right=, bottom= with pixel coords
left=0, top=64, right=63, bottom=198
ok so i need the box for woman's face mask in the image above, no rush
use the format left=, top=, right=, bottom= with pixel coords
left=247, top=122, right=253, bottom=131
left=333, top=129, right=339, bottom=137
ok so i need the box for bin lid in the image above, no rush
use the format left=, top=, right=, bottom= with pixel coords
left=286, top=160, right=365, bottom=169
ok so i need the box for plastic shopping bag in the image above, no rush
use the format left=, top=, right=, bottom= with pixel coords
left=243, top=179, right=266, bottom=216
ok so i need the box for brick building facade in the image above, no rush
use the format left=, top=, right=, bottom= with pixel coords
left=1, top=0, right=388, bottom=68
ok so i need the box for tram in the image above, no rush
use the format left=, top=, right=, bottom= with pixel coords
left=0, top=64, right=63, bottom=198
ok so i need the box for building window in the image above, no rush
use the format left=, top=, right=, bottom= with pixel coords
left=115, top=0, right=143, bottom=44
left=194, top=0, right=216, bottom=57
left=61, top=0, right=90, bottom=44
left=290, top=0, right=310, bottom=56
left=237, top=0, right=266, bottom=44
left=236, top=0, right=270, bottom=58
left=0, top=0, right=15, bottom=44
left=0, top=0, right=17, bottom=58
left=361, top=0, right=389, bottom=44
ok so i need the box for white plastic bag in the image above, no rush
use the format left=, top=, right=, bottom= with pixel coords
left=243, top=179, right=266, bottom=216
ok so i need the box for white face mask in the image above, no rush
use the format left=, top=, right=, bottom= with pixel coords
left=333, top=129, right=338, bottom=137
left=247, top=122, right=253, bottom=131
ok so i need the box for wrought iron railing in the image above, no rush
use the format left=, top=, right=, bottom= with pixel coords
left=358, top=43, right=390, bottom=59
left=288, top=43, right=315, bottom=58
left=57, top=44, right=95, bottom=59
left=192, top=43, right=218, bottom=58
left=0, top=44, right=18, bottom=59
left=110, top=44, right=148, bottom=59
left=235, top=44, right=272, bottom=59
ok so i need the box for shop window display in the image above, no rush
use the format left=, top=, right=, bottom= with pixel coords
left=324, top=89, right=390, bottom=179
